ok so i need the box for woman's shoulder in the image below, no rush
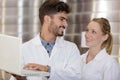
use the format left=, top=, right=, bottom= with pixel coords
left=103, top=54, right=120, bottom=68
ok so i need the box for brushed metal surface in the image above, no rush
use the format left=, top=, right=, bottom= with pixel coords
left=0, top=1, right=120, bottom=79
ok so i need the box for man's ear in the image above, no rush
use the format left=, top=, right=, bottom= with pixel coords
left=44, top=15, right=51, bottom=24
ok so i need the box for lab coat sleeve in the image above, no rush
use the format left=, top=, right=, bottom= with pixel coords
left=50, top=44, right=82, bottom=80
left=104, top=59, right=120, bottom=80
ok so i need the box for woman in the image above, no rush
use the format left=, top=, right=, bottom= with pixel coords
left=81, top=18, right=120, bottom=80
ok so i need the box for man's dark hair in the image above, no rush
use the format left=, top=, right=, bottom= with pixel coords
left=39, top=0, right=71, bottom=25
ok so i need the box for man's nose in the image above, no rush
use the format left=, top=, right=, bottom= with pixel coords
left=63, top=21, right=68, bottom=27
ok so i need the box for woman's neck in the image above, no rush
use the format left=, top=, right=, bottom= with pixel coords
left=86, top=47, right=101, bottom=64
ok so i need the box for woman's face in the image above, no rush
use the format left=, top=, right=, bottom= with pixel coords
left=85, top=21, right=107, bottom=48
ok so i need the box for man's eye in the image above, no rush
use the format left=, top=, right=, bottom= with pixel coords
left=85, top=29, right=88, bottom=32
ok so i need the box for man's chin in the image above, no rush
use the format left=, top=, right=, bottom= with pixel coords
left=57, top=33, right=64, bottom=36
left=57, top=34, right=63, bottom=36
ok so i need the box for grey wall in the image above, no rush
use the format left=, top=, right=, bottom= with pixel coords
left=0, top=0, right=120, bottom=79
left=65, top=0, right=120, bottom=59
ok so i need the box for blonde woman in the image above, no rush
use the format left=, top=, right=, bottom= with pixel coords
left=81, top=18, right=120, bottom=80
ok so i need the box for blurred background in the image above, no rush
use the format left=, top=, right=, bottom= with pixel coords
left=0, top=0, right=120, bottom=79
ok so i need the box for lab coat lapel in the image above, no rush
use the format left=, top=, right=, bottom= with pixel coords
left=49, top=37, right=63, bottom=60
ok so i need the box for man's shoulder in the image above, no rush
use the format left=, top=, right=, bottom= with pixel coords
left=22, top=36, right=37, bottom=47
left=22, top=35, right=40, bottom=46
left=58, top=37, right=77, bottom=46
left=64, top=39, right=75, bottom=45
left=21, top=39, right=33, bottom=49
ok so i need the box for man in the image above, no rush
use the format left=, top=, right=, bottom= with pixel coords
left=10, top=0, right=81, bottom=80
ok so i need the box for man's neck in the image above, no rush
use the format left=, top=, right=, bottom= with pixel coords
left=40, top=24, right=56, bottom=42
left=40, top=33, right=56, bottom=43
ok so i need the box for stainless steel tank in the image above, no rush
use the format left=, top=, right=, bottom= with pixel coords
left=0, top=0, right=120, bottom=79
left=64, top=0, right=120, bottom=60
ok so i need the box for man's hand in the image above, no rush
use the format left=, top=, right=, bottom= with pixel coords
left=23, top=63, right=49, bottom=72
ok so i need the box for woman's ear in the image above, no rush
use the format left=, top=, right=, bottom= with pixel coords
left=102, top=34, right=109, bottom=41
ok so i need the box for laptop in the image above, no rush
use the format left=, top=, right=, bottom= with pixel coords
left=0, top=34, right=49, bottom=76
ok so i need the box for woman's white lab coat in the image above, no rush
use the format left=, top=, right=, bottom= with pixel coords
left=10, top=34, right=81, bottom=80
left=81, top=48, right=120, bottom=80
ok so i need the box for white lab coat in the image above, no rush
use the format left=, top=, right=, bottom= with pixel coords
left=81, top=48, right=120, bottom=80
left=10, top=34, right=82, bottom=80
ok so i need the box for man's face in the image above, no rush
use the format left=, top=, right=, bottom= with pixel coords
left=48, top=12, right=68, bottom=36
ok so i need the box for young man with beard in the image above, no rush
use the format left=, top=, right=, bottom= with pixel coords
left=10, top=0, right=81, bottom=80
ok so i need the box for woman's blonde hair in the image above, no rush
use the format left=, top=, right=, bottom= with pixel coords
left=92, top=18, right=113, bottom=55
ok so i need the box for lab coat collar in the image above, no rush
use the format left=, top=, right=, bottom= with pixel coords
left=31, top=34, right=63, bottom=47
left=94, top=48, right=108, bottom=61
left=31, top=34, right=42, bottom=46
left=83, top=48, right=108, bottom=63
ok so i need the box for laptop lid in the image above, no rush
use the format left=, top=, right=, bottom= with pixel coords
left=0, top=34, right=49, bottom=76
left=0, top=34, right=22, bottom=75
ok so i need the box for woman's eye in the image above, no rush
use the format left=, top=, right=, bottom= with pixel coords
left=60, top=18, right=63, bottom=21
left=92, top=30, right=96, bottom=34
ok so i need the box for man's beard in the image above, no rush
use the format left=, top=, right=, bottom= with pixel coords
left=57, top=32, right=64, bottom=36
left=57, top=26, right=65, bottom=36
